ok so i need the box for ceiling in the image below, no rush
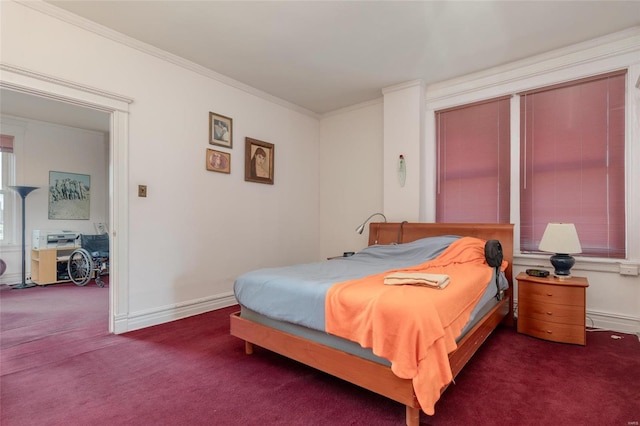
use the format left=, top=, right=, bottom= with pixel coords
left=2, top=1, right=640, bottom=129
left=45, top=1, right=640, bottom=114
left=0, top=89, right=111, bottom=133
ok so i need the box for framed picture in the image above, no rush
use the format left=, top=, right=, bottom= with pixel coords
left=245, top=137, right=274, bottom=185
left=48, top=171, right=90, bottom=220
left=94, top=222, right=109, bottom=234
left=206, top=148, right=231, bottom=174
left=209, top=112, right=233, bottom=148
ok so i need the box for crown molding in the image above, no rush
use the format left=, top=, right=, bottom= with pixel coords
left=426, top=26, right=640, bottom=105
left=382, top=79, right=425, bottom=96
left=321, top=96, right=383, bottom=118
left=16, top=0, right=320, bottom=120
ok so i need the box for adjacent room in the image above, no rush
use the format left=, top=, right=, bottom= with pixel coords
left=1, top=1, right=639, bottom=425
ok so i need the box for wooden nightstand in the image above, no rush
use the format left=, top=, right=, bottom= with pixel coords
left=516, top=272, right=589, bottom=345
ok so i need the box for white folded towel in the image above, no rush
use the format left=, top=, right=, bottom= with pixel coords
left=383, top=272, right=451, bottom=289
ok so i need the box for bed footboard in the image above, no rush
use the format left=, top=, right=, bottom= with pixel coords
left=230, top=311, right=420, bottom=407
left=231, top=295, right=510, bottom=425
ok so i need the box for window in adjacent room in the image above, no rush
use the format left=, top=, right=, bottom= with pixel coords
left=520, top=71, right=626, bottom=258
left=0, top=134, right=16, bottom=244
left=435, top=96, right=511, bottom=223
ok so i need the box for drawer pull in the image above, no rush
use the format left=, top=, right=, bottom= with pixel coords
left=546, top=293, right=553, bottom=296
left=546, top=312, right=553, bottom=315
left=546, top=330, right=553, bottom=334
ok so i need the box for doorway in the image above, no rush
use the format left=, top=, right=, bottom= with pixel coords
left=0, top=65, right=132, bottom=333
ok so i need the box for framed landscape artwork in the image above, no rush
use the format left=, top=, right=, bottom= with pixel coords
left=48, top=171, right=90, bottom=220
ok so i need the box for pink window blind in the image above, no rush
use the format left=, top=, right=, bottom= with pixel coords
left=520, top=71, right=626, bottom=258
left=436, top=97, right=511, bottom=223
left=0, top=134, right=14, bottom=153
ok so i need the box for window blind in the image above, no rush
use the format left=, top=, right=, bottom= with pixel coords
left=520, top=71, right=626, bottom=258
left=0, top=134, right=14, bottom=153
left=436, top=97, right=511, bottom=223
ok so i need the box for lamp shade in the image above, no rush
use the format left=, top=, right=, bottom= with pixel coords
left=539, top=223, right=582, bottom=254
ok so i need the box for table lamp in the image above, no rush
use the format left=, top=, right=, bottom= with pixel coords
left=538, top=223, right=582, bottom=278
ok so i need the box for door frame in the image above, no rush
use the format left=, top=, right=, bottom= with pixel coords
left=1, top=63, right=132, bottom=333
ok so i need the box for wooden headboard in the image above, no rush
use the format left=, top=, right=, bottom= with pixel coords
left=368, top=222, right=514, bottom=322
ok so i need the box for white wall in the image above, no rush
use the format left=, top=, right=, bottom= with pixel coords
left=382, top=81, right=424, bottom=222
left=1, top=1, right=320, bottom=328
left=319, top=100, right=383, bottom=258
left=0, top=116, right=109, bottom=283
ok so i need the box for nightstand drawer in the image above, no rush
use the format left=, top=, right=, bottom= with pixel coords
left=518, top=281, right=583, bottom=306
left=517, top=316, right=585, bottom=345
left=518, top=299, right=585, bottom=326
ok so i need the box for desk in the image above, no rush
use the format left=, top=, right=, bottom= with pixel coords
left=31, top=247, right=76, bottom=285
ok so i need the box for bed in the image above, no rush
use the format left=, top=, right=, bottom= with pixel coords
left=230, top=223, right=514, bottom=425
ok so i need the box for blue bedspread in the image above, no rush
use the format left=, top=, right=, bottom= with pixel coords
left=234, top=236, right=460, bottom=331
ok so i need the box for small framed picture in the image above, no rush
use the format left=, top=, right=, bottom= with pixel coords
left=209, top=112, right=233, bottom=148
left=245, top=137, right=274, bottom=185
left=94, top=222, right=109, bottom=235
left=206, top=149, right=231, bottom=174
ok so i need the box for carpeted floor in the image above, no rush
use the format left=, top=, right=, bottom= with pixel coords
left=1, top=282, right=638, bottom=425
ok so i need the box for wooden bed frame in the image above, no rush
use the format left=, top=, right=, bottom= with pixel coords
left=230, top=223, right=514, bottom=425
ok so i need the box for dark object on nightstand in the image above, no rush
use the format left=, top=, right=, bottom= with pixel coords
left=526, top=269, right=550, bottom=278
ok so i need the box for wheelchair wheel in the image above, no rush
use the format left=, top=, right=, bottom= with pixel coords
left=68, top=249, right=93, bottom=286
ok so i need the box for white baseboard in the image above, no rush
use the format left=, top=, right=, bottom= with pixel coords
left=0, top=272, right=28, bottom=285
left=586, top=309, right=640, bottom=335
left=114, top=292, right=238, bottom=334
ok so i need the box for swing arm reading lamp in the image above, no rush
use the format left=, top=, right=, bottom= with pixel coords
left=355, top=213, right=387, bottom=244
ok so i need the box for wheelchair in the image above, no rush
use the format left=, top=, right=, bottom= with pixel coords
left=67, top=234, right=109, bottom=287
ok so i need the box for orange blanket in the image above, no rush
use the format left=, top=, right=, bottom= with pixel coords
left=325, top=237, right=504, bottom=415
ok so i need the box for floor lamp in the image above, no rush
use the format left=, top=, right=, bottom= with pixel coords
left=9, top=185, right=39, bottom=289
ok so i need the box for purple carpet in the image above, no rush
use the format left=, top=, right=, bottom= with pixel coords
left=1, top=282, right=638, bottom=425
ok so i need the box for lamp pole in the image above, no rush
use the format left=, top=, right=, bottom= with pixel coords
left=9, top=186, right=39, bottom=289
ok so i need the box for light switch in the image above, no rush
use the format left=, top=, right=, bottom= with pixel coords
left=138, top=185, right=147, bottom=197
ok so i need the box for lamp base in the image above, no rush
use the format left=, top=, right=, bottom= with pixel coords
left=11, top=282, right=36, bottom=289
left=550, top=253, right=575, bottom=278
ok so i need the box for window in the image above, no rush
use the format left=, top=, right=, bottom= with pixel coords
left=1, top=134, right=16, bottom=244
left=435, top=97, right=511, bottom=223
left=433, top=70, right=626, bottom=259
left=520, top=71, right=626, bottom=258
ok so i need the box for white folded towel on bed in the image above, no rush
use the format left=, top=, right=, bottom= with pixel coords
left=383, top=272, right=451, bottom=289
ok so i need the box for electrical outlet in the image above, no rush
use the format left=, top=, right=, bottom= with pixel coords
left=619, top=264, right=639, bottom=276
left=138, top=185, right=147, bottom=197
